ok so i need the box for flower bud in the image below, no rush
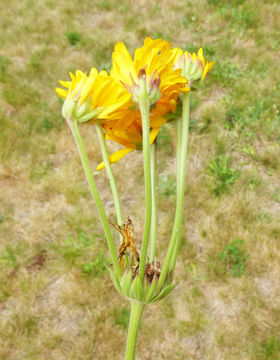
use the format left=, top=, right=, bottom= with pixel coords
left=131, top=68, right=161, bottom=106
left=173, top=47, right=214, bottom=89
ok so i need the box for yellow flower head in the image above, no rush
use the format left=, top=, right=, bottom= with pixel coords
left=56, top=68, right=131, bottom=123
left=110, top=37, right=188, bottom=107
left=172, top=47, right=214, bottom=88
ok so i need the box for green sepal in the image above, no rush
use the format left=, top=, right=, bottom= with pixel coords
left=121, top=271, right=133, bottom=298
left=62, top=97, right=75, bottom=120
left=78, top=108, right=101, bottom=123
left=107, top=267, right=122, bottom=295
left=75, top=99, right=90, bottom=118
left=145, top=278, right=156, bottom=303
left=130, top=276, right=144, bottom=302
left=151, top=283, right=177, bottom=303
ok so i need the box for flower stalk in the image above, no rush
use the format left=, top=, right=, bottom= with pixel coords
left=67, top=117, right=121, bottom=279
left=138, top=94, right=152, bottom=283
left=149, top=142, right=157, bottom=262
left=125, top=301, right=145, bottom=360
left=158, top=91, right=191, bottom=288
left=96, top=124, right=124, bottom=239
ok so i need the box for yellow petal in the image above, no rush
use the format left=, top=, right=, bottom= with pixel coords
left=207, top=61, right=215, bottom=71
left=55, top=87, right=68, bottom=98
left=150, top=128, right=160, bottom=144
left=59, top=80, right=71, bottom=88
left=97, top=148, right=134, bottom=171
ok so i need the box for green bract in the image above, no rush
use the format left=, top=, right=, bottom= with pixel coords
left=108, top=267, right=176, bottom=304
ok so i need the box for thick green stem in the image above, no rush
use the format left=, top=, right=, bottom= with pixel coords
left=138, top=96, right=152, bottom=282
left=67, top=118, right=121, bottom=279
left=158, top=92, right=191, bottom=288
left=96, top=124, right=123, bottom=233
left=149, top=142, right=157, bottom=262
left=125, top=301, right=145, bottom=360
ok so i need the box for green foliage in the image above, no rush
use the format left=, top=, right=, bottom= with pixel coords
left=219, top=239, right=248, bottom=277
left=0, top=246, right=18, bottom=269
left=64, top=31, right=81, bottom=45
left=30, top=161, right=52, bottom=182
left=114, top=307, right=130, bottom=329
left=58, top=230, right=95, bottom=262
left=212, top=60, right=244, bottom=86
left=41, top=117, right=53, bottom=132
left=80, top=252, right=107, bottom=277
left=258, top=336, right=280, bottom=359
left=0, top=214, right=3, bottom=223
left=157, top=174, right=176, bottom=197
left=56, top=230, right=107, bottom=277
left=207, top=156, right=240, bottom=195
left=207, top=0, right=244, bottom=5
left=225, top=105, right=241, bottom=130
left=157, top=125, right=172, bottom=154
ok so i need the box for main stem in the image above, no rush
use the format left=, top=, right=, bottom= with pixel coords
left=149, top=142, right=157, bottom=262
left=157, top=92, right=191, bottom=289
left=67, top=118, right=121, bottom=279
left=125, top=301, right=145, bottom=360
left=138, top=96, right=152, bottom=283
left=96, top=124, right=123, bottom=229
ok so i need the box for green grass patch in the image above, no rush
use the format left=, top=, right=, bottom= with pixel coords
left=157, top=174, right=176, bottom=197
left=219, top=238, right=248, bottom=277
left=64, top=31, right=81, bottom=45
left=114, top=307, right=130, bottom=329
left=207, top=155, right=240, bottom=195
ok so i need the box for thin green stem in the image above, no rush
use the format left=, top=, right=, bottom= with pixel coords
left=170, top=116, right=183, bottom=271
left=125, top=301, right=145, bottom=360
left=67, top=118, right=121, bottom=279
left=149, top=142, right=157, bottom=262
left=157, top=92, right=191, bottom=288
left=138, top=96, right=152, bottom=283
left=176, top=114, right=182, bottom=199
left=96, top=124, right=123, bottom=232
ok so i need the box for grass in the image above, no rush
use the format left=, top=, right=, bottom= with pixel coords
left=1, top=0, right=280, bottom=359
left=219, top=238, right=248, bottom=277
left=207, top=155, right=240, bottom=195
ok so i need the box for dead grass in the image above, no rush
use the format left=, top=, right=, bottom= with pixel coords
left=1, top=0, right=280, bottom=359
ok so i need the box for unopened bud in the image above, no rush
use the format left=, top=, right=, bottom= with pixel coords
left=132, top=68, right=161, bottom=106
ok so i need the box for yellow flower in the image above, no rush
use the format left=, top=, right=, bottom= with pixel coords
left=55, top=68, right=131, bottom=123
left=110, top=37, right=188, bottom=107
left=94, top=38, right=189, bottom=170
left=172, top=47, right=214, bottom=87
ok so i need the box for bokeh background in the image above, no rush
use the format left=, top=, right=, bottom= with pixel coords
left=1, top=0, right=280, bottom=359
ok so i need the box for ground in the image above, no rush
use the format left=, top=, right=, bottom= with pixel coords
left=0, top=0, right=280, bottom=359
